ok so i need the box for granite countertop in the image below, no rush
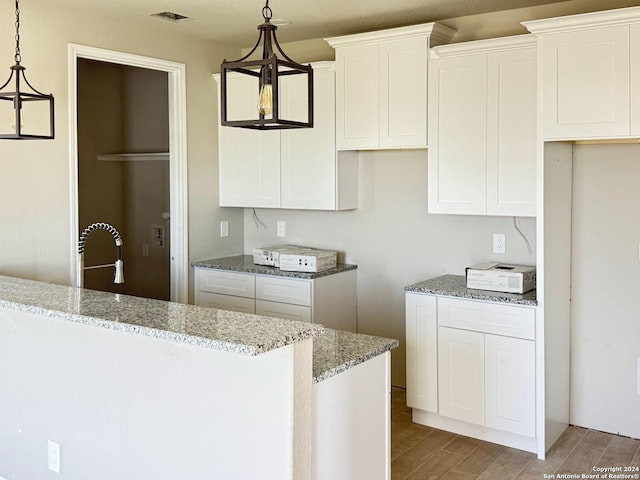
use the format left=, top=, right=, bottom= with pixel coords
left=192, top=254, right=357, bottom=280
left=405, top=274, right=537, bottom=306
left=313, top=328, right=398, bottom=383
left=0, top=275, right=323, bottom=356
left=0, top=274, right=397, bottom=382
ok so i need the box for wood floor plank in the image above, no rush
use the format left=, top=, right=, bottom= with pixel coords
left=392, top=411, right=435, bottom=460
left=443, top=436, right=480, bottom=456
left=554, top=429, right=613, bottom=476
left=494, top=447, right=536, bottom=470
left=476, top=463, right=520, bottom=480
left=405, top=450, right=465, bottom=480
left=440, top=469, right=479, bottom=480
left=595, top=435, right=640, bottom=468
left=516, top=425, right=589, bottom=478
left=391, top=429, right=457, bottom=480
left=452, top=442, right=507, bottom=476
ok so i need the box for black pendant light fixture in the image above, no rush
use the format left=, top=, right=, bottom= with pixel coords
left=0, top=0, right=54, bottom=139
left=220, top=0, right=313, bottom=130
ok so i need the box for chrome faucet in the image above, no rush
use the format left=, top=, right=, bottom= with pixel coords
left=77, top=222, right=124, bottom=288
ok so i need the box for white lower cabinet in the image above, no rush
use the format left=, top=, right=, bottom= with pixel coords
left=405, top=293, right=438, bottom=412
left=438, top=326, right=485, bottom=426
left=195, top=267, right=357, bottom=332
left=484, top=333, right=535, bottom=437
left=406, top=291, right=537, bottom=453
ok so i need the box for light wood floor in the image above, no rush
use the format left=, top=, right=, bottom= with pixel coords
left=391, top=387, right=640, bottom=480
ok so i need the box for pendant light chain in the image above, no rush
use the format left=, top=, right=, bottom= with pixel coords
left=14, top=0, right=21, bottom=64
left=262, top=0, right=272, bottom=21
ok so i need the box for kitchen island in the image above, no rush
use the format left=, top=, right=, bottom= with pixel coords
left=0, top=275, right=397, bottom=479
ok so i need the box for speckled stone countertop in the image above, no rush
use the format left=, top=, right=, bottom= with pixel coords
left=312, top=328, right=398, bottom=383
left=0, top=275, right=397, bottom=382
left=405, top=274, right=537, bottom=306
left=0, top=275, right=323, bottom=356
left=192, top=254, right=357, bottom=279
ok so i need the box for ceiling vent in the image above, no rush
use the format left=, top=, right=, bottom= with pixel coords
left=151, top=12, right=191, bottom=23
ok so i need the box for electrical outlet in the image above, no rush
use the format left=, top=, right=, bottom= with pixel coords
left=48, top=440, right=61, bottom=473
left=276, top=221, right=286, bottom=238
left=493, top=233, right=506, bottom=254
left=220, top=220, right=229, bottom=238
left=637, top=357, right=640, bottom=396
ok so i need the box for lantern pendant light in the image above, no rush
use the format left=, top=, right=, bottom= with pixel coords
left=0, top=0, right=55, bottom=139
left=220, top=0, right=313, bottom=130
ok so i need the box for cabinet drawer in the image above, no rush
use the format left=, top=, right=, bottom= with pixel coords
left=437, top=297, right=535, bottom=340
left=256, top=300, right=311, bottom=323
left=196, top=292, right=255, bottom=314
left=196, top=269, right=255, bottom=298
left=255, top=276, right=311, bottom=306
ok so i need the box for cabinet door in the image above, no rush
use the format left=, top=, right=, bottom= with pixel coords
left=428, top=54, right=487, bottom=215
left=542, top=26, right=630, bottom=139
left=256, top=300, right=311, bottom=323
left=218, top=76, right=281, bottom=207
left=195, top=268, right=255, bottom=298
left=196, top=292, right=256, bottom=314
left=405, top=293, right=438, bottom=412
left=379, top=37, right=428, bottom=148
left=281, top=67, right=338, bottom=210
left=438, top=326, right=484, bottom=425
left=486, top=48, right=537, bottom=217
left=335, top=43, right=380, bottom=149
left=255, top=275, right=311, bottom=306
left=485, top=334, right=535, bottom=437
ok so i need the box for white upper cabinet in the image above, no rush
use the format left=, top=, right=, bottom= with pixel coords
left=428, top=35, right=537, bottom=217
left=217, top=75, right=281, bottom=208
left=215, top=63, right=357, bottom=210
left=524, top=7, right=640, bottom=140
left=326, top=23, right=456, bottom=150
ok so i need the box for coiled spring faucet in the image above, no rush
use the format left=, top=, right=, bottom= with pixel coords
left=77, top=222, right=124, bottom=288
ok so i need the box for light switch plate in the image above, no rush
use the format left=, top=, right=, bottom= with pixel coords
left=276, top=221, right=286, bottom=238
left=220, top=220, right=229, bottom=237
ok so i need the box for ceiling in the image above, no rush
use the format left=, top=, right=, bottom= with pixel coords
left=30, top=0, right=640, bottom=47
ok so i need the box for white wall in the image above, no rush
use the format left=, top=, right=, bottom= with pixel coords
left=0, top=0, right=244, bottom=292
left=570, top=143, right=640, bottom=438
left=243, top=150, right=537, bottom=386
left=0, top=307, right=313, bottom=479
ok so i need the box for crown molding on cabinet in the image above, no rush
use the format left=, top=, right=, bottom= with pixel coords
left=325, top=22, right=456, bottom=48
left=429, top=34, right=536, bottom=59
left=523, top=5, right=640, bottom=34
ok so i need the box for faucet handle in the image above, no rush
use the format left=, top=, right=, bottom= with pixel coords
left=114, top=259, right=124, bottom=284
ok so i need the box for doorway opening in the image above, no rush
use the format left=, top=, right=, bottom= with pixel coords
left=69, top=45, right=188, bottom=303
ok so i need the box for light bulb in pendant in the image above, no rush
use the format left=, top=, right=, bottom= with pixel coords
left=10, top=109, right=24, bottom=130
left=257, top=83, right=273, bottom=116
